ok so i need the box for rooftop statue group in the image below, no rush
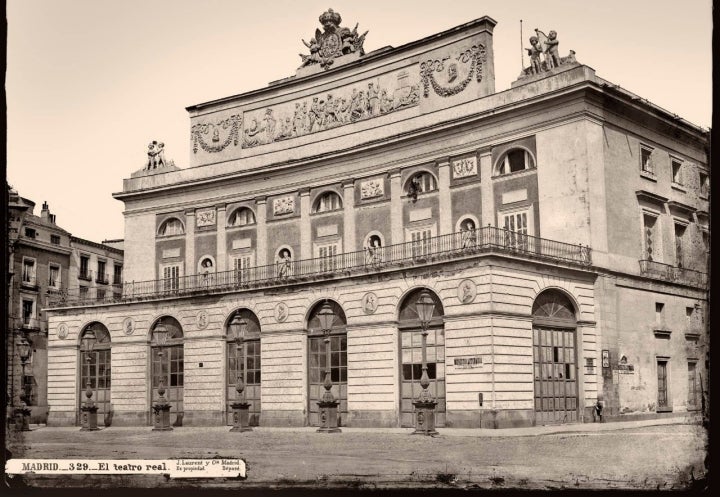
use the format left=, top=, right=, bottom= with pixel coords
left=145, top=141, right=174, bottom=170
left=523, top=29, right=576, bottom=77
left=299, top=8, right=368, bottom=70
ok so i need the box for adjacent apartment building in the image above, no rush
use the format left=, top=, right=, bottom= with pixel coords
left=7, top=187, right=123, bottom=423
left=44, top=12, right=709, bottom=428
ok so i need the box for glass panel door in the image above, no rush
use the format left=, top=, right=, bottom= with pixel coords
left=151, top=345, right=184, bottom=424
left=308, top=334, right=347, bottom=426
left=79, top=349, right=111, bottom=420
left=657, top=360, right=668, bottom=409
left=400, top=327, right=446, bottom=427
left=533, top=327, right=578, bottom=424
left=226, top=340, right=261, bottom=425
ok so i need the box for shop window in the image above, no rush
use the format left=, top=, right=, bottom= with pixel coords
left=496, top=148, right=535, bottom=175
left=228, top=207, right=256, bottom=227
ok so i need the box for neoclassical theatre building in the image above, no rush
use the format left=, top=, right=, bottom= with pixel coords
left=45, top=12, right=709, bottom=428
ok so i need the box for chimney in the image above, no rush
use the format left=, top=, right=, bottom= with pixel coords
left=41, top=201, right=55, bottom=224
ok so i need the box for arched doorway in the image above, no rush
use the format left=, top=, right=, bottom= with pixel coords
left=307, top=300, right=347, bottom=426
left=398, top=288, right=445, bottom=427
left=150, top=317, right=184, bottom=426
left=78, top=322, right=111, bottom=423
left=225, top=309, right=262, bottom=426
left=532, top=290, right=579, bottom=424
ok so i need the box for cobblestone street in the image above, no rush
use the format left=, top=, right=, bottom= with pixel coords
left=5, top=417, right=707, bottom=490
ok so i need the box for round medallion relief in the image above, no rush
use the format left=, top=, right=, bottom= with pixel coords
left=457, top=279, right=477, bottom=304
left=57, top=323, right=69, bottom=340
left=197, top=310, right=209, bottom=330
left=275, top=303, right=289, bottom=323
left=361, top=292, right=379, bottom=314
left=122, top=317, right=134, bottom=336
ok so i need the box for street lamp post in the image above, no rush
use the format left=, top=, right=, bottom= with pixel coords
left=152, top=322, right=172, bottom=431
left=14, top=334, right=32, bottom=431
left=80, top=330, right=100, bottom=431
left=316, top=301, right=341, bottom=433
left=412, top=290, right=438, bottom=436
left=229, top=313, right=252, bottom=432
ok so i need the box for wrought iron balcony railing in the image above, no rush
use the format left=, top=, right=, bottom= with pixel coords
left=96, top=273, right=110, bottom=285
left=78, top=270, right=93, bottom=282
left=46, top=226, right=592, bottom=308
left=639, top=260, right=707, bottom=288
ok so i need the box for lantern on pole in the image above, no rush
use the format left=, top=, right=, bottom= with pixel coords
left=412, top=290, right=439, bottom=436
left=229, top=312, right=252, bottom=432
left=316, top=301, right=341, bottom=433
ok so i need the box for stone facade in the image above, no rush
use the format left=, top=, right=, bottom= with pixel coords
left=45, top=13, right=708, bottom=428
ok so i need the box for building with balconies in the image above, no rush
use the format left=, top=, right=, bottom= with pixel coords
left=44, top=12, right=709, bottom=428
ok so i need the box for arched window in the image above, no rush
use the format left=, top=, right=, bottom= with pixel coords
left=228, top=207, right=256, bottom=227
left=406, top=171, right=437, bottom=195
left=496, top=148, right=535, bottom=175
left=78, top=322, right=112, bottom=422
left=306, top=300, right=347, bottom=427
left=150, top=317, right=184, bottom=426
left=531, top=289, right=578, bottom=424
left=398, top=288, right=446, bottom=427
left=225, top=309, right=262, bottom=426
left=158, top=218, right=185, bottom=236
left=312, top=191, right=343, bottom=213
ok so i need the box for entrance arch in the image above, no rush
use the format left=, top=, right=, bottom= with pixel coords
left=225, top=309, right=262, bottom=426
left=306, top=300, right=347, bottom=427
left=532, top=289, right=579, bottom=424
left=398, top=288, right=445, bottom=427
left=150, top=316, right=184, bottom=425
left=78, top=322, right=111, bottom=423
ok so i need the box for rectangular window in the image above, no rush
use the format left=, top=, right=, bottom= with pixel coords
left=657, top=360, right=669, bottom=410
left=50, top=234, right=61, bottom=245
left=410, top=228, right=433, bottom=258
left=48, top=264, right=60, bottom=288
left=317, top=243, right=339, bottom=272
left=642, top=214, right=658, bottom=261
left=699, top=172, right=709, bottom=197
left=640, top=146, right=654, bottom=175
left=503, top=211, right=529, bottom=251
left=687, top=362, right=699, bottom=409
left=22, top=258, right=36, bottom=285
left=702, top=231, right=709, bottom=252
left=232, top=255, right=252, bottom=284
left=113, top=264, right=123, bottom=285
left=674, top=224, right=686, bottom=268
left=162, top=264, right=181, bottom=292
left=79, top=287, right=89, bottom=300
left=24, top=227, right=36, bottom=238
left=80, top=256, right=90, bottom=280
left=22, top=299, right=34, bottom=325
left=97, top=260, right=107, bottom=283
left=655, top=303, right=665, bottom=326
left=671, top=159, right=683, bottom=185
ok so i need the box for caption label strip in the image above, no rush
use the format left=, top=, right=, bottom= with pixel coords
left=6, top=459, right=246, bottom=479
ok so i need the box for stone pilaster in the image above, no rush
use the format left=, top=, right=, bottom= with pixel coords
left=185, top=209, right=196, bottom=275
left=300, top=190, right=311, bottom=260
left=216, top=204, right=227, bottom=272
left=438, top=159, right=452, bottom=236
left=255, top=197, right=267, bottom=267
left=389, top=170, right=403, bottom=245
left=479, top=151, right=494, bottom=227
left=343, top=180, right=356, bottom=252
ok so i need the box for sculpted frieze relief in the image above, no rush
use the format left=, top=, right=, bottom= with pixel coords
left=273, top=196, right=295, bottom=216
left=420, top=44, right=486, bottom=98
left=242, top=72, right=420, bottom=149
left=360, top=178, right=384, bottom=199
left=191, top=114, right=242, bottom=154
left=452, top=157, right=477, bottom=179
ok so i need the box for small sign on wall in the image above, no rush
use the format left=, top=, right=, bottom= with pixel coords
left=452, top=356, right=482, bottom=369
left=602, top=349, right=610, bottom=368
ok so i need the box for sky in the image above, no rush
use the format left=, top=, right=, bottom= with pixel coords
left=7, top=0, right=712, bottom=243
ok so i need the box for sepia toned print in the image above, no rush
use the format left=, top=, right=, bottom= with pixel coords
left=6, top=1, right=708, bottom=491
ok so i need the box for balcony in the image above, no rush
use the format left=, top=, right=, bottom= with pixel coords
left=46, top=226, right=593, bottom=308
left=20, top=277, right=39, bottom=290
left=20, top=317, right=41, bottom=330
left=639, top=260, right=707, bottom=288
left=78, top=270, right=93, bottom=282
left=96, top=273, right=110, bottom=285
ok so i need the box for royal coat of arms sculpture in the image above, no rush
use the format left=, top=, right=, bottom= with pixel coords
left=300, top=8, right=368, bottom=70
